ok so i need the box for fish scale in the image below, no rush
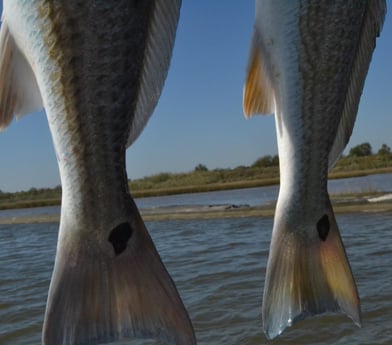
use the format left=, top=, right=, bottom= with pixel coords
left=243, top=0, right=386, bottom=339
left=36, top=1, right=148, bottom=224
left=0, top=1, right=195, bottom=345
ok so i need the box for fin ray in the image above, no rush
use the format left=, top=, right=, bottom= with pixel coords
left=127, top=0, right=181, bottom=146
left=243, top=30, right=275, bottom=118
left=328, top=1, right=386, bottom=169
left=43, top=219, right=195, bottom=345
left=262, top=202, right=360, bottom=339
left=0, top=20, right=43, bottom=130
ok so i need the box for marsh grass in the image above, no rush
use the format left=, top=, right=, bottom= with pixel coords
left=129, top=166, right=279, bottom=197
left=1, top=153, right=392, bottom=210
left=0, top=199, right=60, bottom=210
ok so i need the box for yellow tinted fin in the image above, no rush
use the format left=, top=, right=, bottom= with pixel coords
left=0, top=20, right=43, bottom=130
left=263, top=201, right=360, bottom=339
left=243, top=30, right=275, bottom=118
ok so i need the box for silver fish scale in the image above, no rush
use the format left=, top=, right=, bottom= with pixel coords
left=2, top=0, right=181, bottom=232
left=291, top=1, right=367, bottom=208
left=36, top=1, right=155, bottom=224
left=2, top=2, right=197, bottom=345
left=250, top=1, right=386, bottom=338
left=299, top=1, right=365, bottom=146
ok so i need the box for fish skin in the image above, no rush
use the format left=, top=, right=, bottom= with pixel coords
left=244, top=0, right=386, bottom=339
left=0, top=1, right=196, bottom=345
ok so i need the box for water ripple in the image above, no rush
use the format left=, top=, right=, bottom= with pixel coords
left=1, top=214, right=392, bottom=344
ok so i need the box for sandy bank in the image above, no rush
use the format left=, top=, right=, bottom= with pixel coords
left=1, top=194, right=392, bottom=225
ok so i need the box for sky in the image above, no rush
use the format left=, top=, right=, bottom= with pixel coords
left=0, top=1, right=391, bottom=193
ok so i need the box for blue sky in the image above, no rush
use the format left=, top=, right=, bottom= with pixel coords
left=0, top=1, right=391, bottom=193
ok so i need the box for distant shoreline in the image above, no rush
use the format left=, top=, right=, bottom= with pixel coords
left=132, top=167, right=392, bottom=198
left=1, top=167, right=392, bottom=212
left=1, top=193, right=392, bottom=225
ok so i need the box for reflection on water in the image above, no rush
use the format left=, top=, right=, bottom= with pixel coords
left=1, top=213, right=392, bottom=345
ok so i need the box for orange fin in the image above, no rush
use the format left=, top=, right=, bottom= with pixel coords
left=43, top=221, right=195, bottom=345
left=262, top=205, right=360, bottom=339
left=243, top=30, right=275, bottom=118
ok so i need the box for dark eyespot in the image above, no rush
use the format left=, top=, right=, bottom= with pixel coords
left=108, top=222, right=133, bottom=255
left=317, top=214, right=330, bottom=241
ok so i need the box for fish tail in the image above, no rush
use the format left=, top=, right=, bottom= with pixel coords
left=42, top=224, right=195, bottom=345
left=262, top=201, right=360, bottom=339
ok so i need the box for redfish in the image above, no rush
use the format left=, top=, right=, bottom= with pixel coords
left=243, top=0, right=386, bottom=339
left=0, top=1, right=195, bottom=344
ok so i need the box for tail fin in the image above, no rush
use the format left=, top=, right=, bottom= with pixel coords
left=262, top=204, right=360, bottom=339
left=42, top=221, right=195, bottom=345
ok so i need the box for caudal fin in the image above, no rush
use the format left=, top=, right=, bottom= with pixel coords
left=42, top=222, right=195, bottom=345
left=262, top=206, right=360, bottom=339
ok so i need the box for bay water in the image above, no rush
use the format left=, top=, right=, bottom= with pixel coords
left=1, top=173, right=392, bottom=344
left=1, top=214, right=391, bottom=344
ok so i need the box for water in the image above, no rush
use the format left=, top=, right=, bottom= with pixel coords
left=1, top=213, right=392, bottom=345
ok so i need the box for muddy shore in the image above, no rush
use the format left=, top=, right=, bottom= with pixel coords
left=1, top=193, right=392, bottom=225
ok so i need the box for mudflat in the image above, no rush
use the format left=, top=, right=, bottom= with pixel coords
left=1, top=193, right=392, bottom=225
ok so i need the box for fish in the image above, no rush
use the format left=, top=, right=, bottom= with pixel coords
left=243, top=0, right=386, bottom=339
left=0, top=1, right=196, bottom=345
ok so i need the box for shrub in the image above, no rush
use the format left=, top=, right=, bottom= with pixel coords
left=349, top=143, right=372, bottom=157
left=194, top=164, right=208, bottom=172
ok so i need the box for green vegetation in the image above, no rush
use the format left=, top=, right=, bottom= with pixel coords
left=0, top=186, right=61, bottom=210
left=129, top=143, right=392, bottom=197
left=1, top=143, right=392, bottom=210
left=348, top=142, right=373, bottom=157
left=129, top=164, right=280, bottom=197
left=332, top=143, right=392, bottom=173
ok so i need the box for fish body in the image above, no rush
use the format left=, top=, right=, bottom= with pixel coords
left=0, top=1, right=196, bottom=345
left=244, top=0, right=386, bottom=339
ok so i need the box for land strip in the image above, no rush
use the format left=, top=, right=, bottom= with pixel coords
left=1, top=151, right=392, bottom=211
left=1, top=166, right=392, bottom=211
left=1, top=193, right=392, bottom=225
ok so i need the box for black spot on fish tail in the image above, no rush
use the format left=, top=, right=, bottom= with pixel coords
left=108, top=222, right=133, bottom=255
left=317, top=214, right=330, bottom=241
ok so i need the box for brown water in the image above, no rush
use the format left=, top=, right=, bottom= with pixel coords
left=0, top=213, right=391, bottom=344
